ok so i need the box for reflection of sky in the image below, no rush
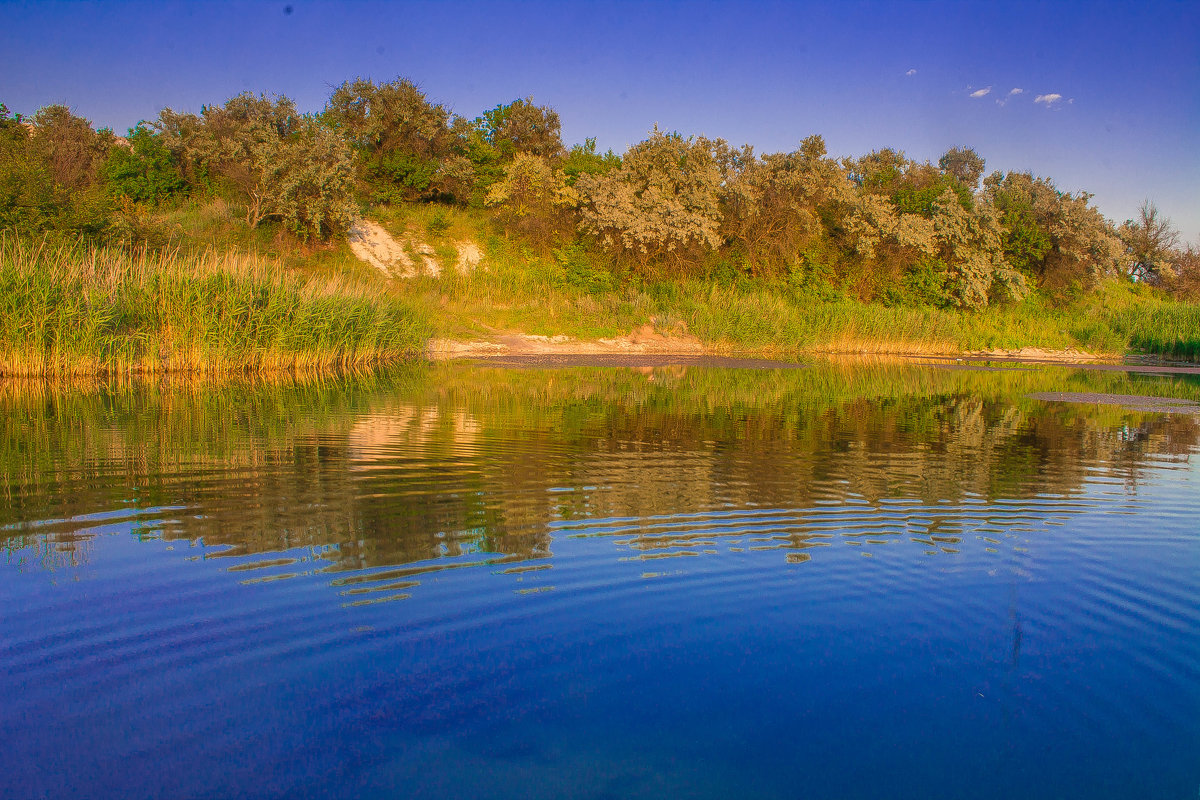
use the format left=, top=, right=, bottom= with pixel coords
left=2, top=0, right=1197, bottom=238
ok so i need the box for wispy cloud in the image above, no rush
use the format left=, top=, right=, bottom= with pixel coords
left=997, top=87, right=1024, bottom=107
left=969, top=86, right=992, bottom=98
left=905, top=68, right=917, bottom=76
left=1035, top=93, right=1063, bottom=106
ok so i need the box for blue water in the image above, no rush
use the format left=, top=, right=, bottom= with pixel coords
left=1, top=362, right=1198, bottom=799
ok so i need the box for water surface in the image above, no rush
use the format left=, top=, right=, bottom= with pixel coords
left=2, top=360, right=1198, bottom=799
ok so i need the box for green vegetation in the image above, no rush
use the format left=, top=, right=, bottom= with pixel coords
left=335, top=203, right=1199, bottom=359
left=2, top=78, right=1199, bottom=373
left=0, top=237, right=429, bottom=377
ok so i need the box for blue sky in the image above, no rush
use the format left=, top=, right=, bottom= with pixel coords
left=3, top=0, right=1197, bottom=238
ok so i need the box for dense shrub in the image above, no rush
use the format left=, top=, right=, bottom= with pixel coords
left=101, top=123, right=186, bottom=203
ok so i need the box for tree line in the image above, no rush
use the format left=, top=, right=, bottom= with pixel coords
left=2, top=78, right=1195, bottom=308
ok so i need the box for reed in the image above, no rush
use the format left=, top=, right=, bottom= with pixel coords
left=1079, top=282, right=1200, bottom=361
left=0, top=236, right=431, bottom=377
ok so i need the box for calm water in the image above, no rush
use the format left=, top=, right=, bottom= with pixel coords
left=2, top=359, right=1199, bottom=799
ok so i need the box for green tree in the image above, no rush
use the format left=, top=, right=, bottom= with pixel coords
left=159, top=93, right=355, bottom=239
left=837, top=189, right=937, bottom=298
left=478, top=97, right=564, bottom=161
left=930, top=188, right=1028, bottom=308
left=29, top=105, right=111, bottom=190
left=101, top=123, right=186, bottom=203
left=984, top=171, right=1123, bottom=291
left=720, top=134, right=853, bottom=275
left=166, top=93, right=300, bottom=227
left=846, top=147, right=970, bottom=218
left=938, top=146, right=986, bottom=189
left=324, top=77, right=469, bottom=203
left=448, top=114, right=502, bottom=204
left=0, top=103, right=113, bottom=238
left=988, top=186, right=1052, bottom=277
left=1, top=104, right=56, bottom=234
left=844, top=147, right=911, bottom=194
left=560, top=138, right=620, bottom=185
left=156, top=106, right=213, bottom=190
left=1165, top=243, right=1200, bottom=299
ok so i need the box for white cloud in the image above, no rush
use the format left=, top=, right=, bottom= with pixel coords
left=969, top=87, right=992, bottom=98
left=997, top=88, right=1024, bottom=107
left=1035, top=93, right=1063, bottom=106
left=906, top=68, right=917, bottom=76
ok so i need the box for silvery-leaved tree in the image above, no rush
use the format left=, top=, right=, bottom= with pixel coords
left=159, top=93, right=355, bottom=240
left=1119, top=201, right=1180, bottom=282
left=578, top=127, right=724, bottom=271
left=931, top=188, right=1028, bottom=308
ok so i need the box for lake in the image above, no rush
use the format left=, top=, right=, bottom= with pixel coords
left=2, top=358, right=1198, bottom=799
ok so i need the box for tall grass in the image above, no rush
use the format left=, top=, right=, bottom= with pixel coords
left=0, top=236, right=431, bottom=377
left=1075, top=281, right=1200, bottom=361
left=662, top=283, right=1134, bottom=356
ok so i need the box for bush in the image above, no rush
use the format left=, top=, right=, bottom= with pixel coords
left=101, top=124, right=186, bottom=204
left=553, top=243, right=614, bottom=295
left=578, top=128, right=724, bottom=270
left=425, top=210, right=451, bottom=237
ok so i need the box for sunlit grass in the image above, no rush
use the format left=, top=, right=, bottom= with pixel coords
left=0, top=236, right=431, bottom=377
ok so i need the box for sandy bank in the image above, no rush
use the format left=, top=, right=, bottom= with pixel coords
left=428, top=332, right=1115, bottom=365
left=427, top=324, right=704, bottom=360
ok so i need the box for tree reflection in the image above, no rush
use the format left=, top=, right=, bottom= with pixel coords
left=2, top=362, right=1197, bottom=580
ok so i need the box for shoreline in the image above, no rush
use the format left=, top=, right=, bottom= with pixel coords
left=5, top=335, right=1199, bottom=380
left=425, top=333, right=1200, bottom=375
left=426, top=332, right=1123, bottom=366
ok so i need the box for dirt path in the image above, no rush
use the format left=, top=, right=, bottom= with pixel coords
left=965, top=346, right=1108, bottom=363
left=427, top=330, right=1128, bottom=364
